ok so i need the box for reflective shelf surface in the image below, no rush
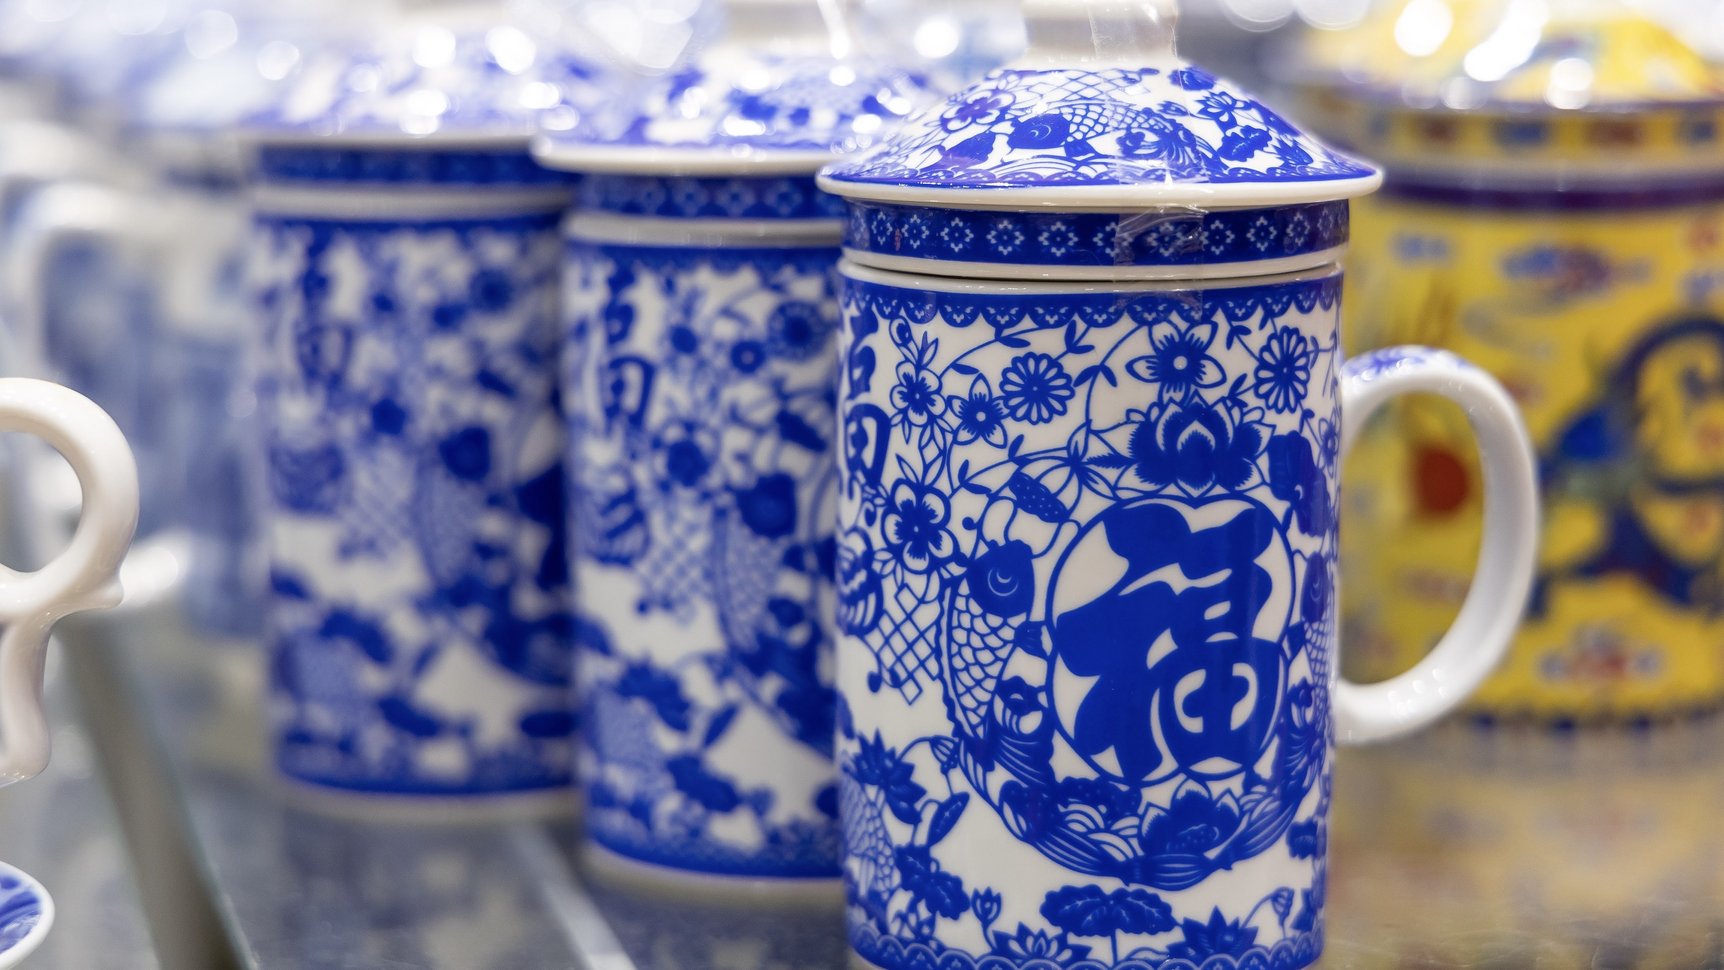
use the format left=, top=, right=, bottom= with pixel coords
left=65, top=600, right=1724, bottom=970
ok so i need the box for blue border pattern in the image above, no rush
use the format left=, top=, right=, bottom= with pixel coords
left=1381, top=173, right=1724, bottom=212
left=579, top=174, right=844, bottom=220
left=253, top=147, right=577, bottom=188
left=850, top=924, right=1324, bottom=970
left=845, top=200, right=1349, bottom=269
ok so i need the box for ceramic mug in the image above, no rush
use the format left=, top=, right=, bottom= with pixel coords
left=8, top=179, right=263, bottom=635
left=248, top=145, right=577, bottom=806
left=832, top=262, right=1539, bottom=969
left=560, top=177, right=846, bottom=881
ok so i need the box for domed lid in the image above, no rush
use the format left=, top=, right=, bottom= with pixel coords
left=531, top=0, right=938, bottom=176
left=1291, top=0, right=1724, bottom=180
left=819, top=0, right=1380, bottom=210
left=125, top=8, right=321, bottom=136
left=242, top=0, right=605, bottom=147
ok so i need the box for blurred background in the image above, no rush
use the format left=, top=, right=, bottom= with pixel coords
left=0, top=0, right=1721, bottom=968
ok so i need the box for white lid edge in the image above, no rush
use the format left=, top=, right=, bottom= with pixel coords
left=815, top=170, right=1385, bottom=211
left=530, top=134, right=836, bottom=177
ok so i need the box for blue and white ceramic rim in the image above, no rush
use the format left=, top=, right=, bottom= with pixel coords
left=838, top=198, right=1353, bottom=281
left=0, top=862, right=52, bottom=970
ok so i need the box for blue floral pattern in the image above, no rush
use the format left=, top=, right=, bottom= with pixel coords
left=564, top=239, right=842, bottom=878
left=836, top=271, right=1344, bottom=968
left=823, top=67, right=1376, bottom=193
left=845, top=201, right=1349, bottom=272
left=254, top=209, right=573, bottom=797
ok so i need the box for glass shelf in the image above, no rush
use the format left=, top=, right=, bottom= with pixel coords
left=64, top=599, right=1724, bottom=969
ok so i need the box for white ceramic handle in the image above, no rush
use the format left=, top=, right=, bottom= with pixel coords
left=0, top=379, right=138, bottom=785
left=1335, top=347, right=1539, bottom=745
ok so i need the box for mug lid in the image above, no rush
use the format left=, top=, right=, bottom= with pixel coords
left=532, top=0, right=937, bottom=177
left=241, top=3, right=605, bottom=148
left=818, top=0, right=1381, bottom=210
left=1289, top=0, right=1724, bottom=182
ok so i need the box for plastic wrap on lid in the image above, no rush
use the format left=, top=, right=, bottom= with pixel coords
left=531, top=0, right=939, bottom=175
left=242, top=0, right=607, bottom=147
left=820, top=0, right=1379, bottom=211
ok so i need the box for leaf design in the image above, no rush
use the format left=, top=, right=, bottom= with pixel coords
left=1007, top=472, right=1066, bottom=523
left=927, top=793, right=969, bottom=846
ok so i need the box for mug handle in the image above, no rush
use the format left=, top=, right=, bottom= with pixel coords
left=5, top=181, right=157, bottom=380
left=0, top=379, right=138, bottom=785
left=1334, top=347, right=1539, bottom=745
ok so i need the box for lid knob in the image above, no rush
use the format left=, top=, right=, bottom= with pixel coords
left=1018, top=0, right=1179, bottom=69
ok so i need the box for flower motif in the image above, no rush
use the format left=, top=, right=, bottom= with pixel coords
left=1138, top=781, right=1243, bottom=856
left=1167, top=908, right=1261, bottom=961
left=1126, top=320, right=1225, bottom=398
left=948, top=377, right=1008, bottom=446
left=882, top=480, right=958, bottom=573
left=1129, top=397, right=1269, bottom=495
left=1318, top=415, right=1340, bottom=473
left=972, top=889, right=1003, bottom=926
left=942, top=87, right=1015, bottom=131
left=849, top=732, right=925, bottom=824
left=990, top=924, right=1092, bottom=964
left=1039, top=222, right=1079, bottom=257
left=651, top=421, right=717, bottom=490
left=733, top=473, right=798, bottom=539
left=1267, top=433, right=1334, bottom=537
left=767, top=300, right=835, bottom=361
left=999, top=353, right=1076, bottom=425
left=1197, top=91, right=1251, bottom=126
left=1040, top=884, right=1176, bottom=939
left=1252, top=326, right=1315, bottom=414
left=891, top=361, right=948, bottom=428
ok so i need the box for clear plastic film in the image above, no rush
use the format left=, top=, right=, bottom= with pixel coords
left=535, top=0, right=939, bottom=174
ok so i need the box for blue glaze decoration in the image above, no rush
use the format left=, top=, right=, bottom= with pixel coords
left=822, top=67, right=1377, bottom=194
left=256, top=209, right=574, bottom=798
left=0, top=870, right=44, bottom=957
left=836, top=269, right=1343, bottom=968
left=845, top=200, right=1350, bottom=269
left=253, top=146, right=578, bottom=187
left=565, top=237, right=843, bottom=879
left=579, top=174, right=844, bottom=221
left=247, top=24, right=604, bottom=142
left=538, top=52, right=932, bottom=164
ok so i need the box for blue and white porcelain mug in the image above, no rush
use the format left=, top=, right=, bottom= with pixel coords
left=248, top=157, right=576, bottom=807
left=535, top=0, right=936, bottom=884
left=241, top=11, right=601, bottom=805
left=828, top=263, right=1539, bottom=969
left=817, top=0, right=1542, bottom=965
